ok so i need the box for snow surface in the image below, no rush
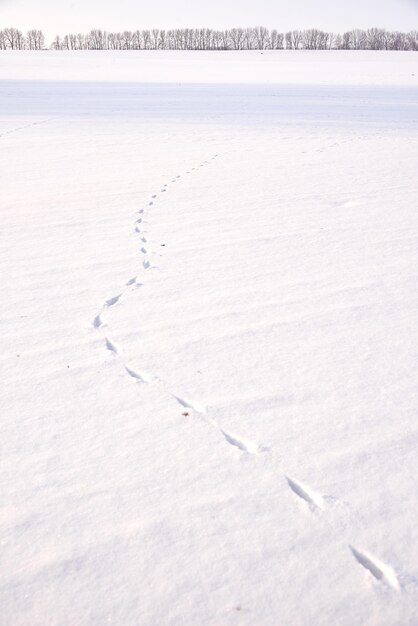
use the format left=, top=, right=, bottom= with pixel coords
left=1, top=51, right=418, bottom=625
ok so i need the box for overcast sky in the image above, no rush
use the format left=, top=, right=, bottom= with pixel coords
left=1, top=0, right=417, bottom=39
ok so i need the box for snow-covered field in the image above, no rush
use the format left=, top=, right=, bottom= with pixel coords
left=1, top=51, right=418, bottom=625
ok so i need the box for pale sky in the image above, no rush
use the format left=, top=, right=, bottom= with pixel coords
left=1, top=0, right=417, bottom=40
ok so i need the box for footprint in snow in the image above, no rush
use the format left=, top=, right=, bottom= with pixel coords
left=93, top=313, right=104, bottom=328
left=125, top=365, right=153, bottom=383
left=174, top=395, right=207, bottom=414
left=286, top=476, right=325, bottom=511
left=105, top=293, right=123, bottom=307
left=350, top=546, right=400, bottom=590
left=105, top=337, right=119, bottom=354
left=221, top=430, right=261, bottom=455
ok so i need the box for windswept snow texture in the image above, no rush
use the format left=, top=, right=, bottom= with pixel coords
left=1, top=51, right=418, bottom=626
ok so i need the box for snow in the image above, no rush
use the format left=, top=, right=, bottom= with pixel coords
left=1, top=49, right=417, bottom=86
left=1, top=50, right=418, bottom=625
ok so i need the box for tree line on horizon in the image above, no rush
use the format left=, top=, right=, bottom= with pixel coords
left=1, top=26, right=417, bottom=51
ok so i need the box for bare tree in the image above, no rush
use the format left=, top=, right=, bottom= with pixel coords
left=229, top=28, right=245, bottom=50
left=327, top=32, right=336, bottom=49
left=388, top=31, right=406, bottom=50
left=119, top=31, right=132, bottom=50
left=61, top=35, right=70, bottom=50
left=255, top=26, right=269, bottom=49
left=142, top=30, right=151, bottom=49
left=349, top=29, right=365, bottom=50
left=341, top=32, right=351, bottom=49
left=76, top=33, right=86, bottom=49
left=4, top=27, right=25, bottom=49
left=406, top=31, right=418, bottom=51
left=88, top=29, right=107, bottom=50
left=27, top=29, right=45, bottom=50
left=51, top=35, right=61, bottom=50
left=290, top=30, right=302, bottom=49
left=269, top=30, right=284, bottom=49
left=302, top=29, right=319, bottom=49
left=211, top=30, right=223, bottom=50
left=68, top=34, right=78, bottom=50
left=220, top=30, right=230, bottom=50
left=132, top=30, right=142, bottom=50
left=151, top=29, right=160, bottom=49
left=366, top=28, right=385, bottom=50
left=243, top=27, right=255, bottom=50
left=0, top=30, right=6, bottom=50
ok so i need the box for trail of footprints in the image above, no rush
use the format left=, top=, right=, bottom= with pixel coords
left=91, top=150, right=402, bottom=595
left=0, top=118, right=52, bottom=139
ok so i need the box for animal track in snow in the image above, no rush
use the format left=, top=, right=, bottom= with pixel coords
left=220, top=430, right=260, bottom=454
left=105, top=293, right=123, bottom=307
left=96, top=144, right=409, bottom=596
left=105, top=337, right=119, bottom=354
left=286, top=476, right=325, bottom=510
left=93, top=313, right=104, bottom=328
left=0, top=118, right=52, bottom=139
left=125, top=366, right=153, bottom=383
left=92, top=151, right=223, bottom=467
left=350, top=546, right=400, bottom=590
left=174, top=395, right=207, bottom=414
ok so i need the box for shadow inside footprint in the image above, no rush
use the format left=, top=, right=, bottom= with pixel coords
left=221, top=430, right=260, bottom=454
